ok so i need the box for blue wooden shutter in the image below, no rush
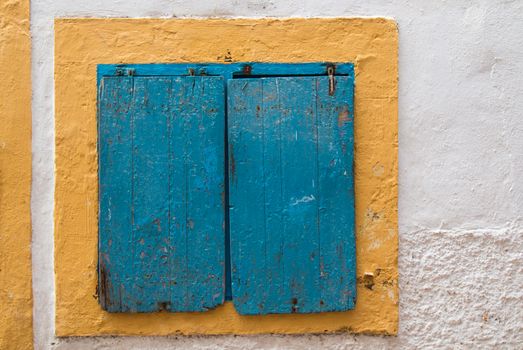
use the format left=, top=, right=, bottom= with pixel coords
left=228, top=76, right=356, bottom=314
left=98, top=75, right=225, bottom=312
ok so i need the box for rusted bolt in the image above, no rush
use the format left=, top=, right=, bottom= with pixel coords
left=291, top=298, right=298, bottom=313
left=243, top=65, right=252, bottom=75
left=157, top=301, right=171, bottom=311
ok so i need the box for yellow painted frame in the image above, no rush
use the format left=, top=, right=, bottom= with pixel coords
left=0, top=0, right=33, bottom=348
left=55, top=18, right=398, bottom=336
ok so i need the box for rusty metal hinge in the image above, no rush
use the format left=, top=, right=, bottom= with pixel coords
left=327, top=65, right=336, bottom=96
left=115, top=67, right=135, bottom=76
left=188, top=68, right=208, bottom=76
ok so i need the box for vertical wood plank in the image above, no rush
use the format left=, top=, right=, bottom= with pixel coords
left=98, top=76, right=134, bottom=312
left=168, top=77, right=188, bottom=311
left=260, top=78, right=285, bottom=313
left=183, top=76, right=226, bottom=310
left=228, top=79, right=267, bottom=313
left=278, top=77, right=321, bottom=313
left=131, top=77, right=172, bottom=311
left=316, top=76, right=356, bottom=310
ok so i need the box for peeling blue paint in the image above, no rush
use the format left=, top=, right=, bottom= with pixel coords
left=98, top=75, right=225, bottom=312
left=228, top=75, right=356, bottom=315
left=98, top=63, right=355, bottom=314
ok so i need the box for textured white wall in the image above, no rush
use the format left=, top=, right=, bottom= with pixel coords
left=31, top=0, right=523, bottom=349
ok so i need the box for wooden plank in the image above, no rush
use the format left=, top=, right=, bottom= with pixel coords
left=182, top=76, right=226, bottom=310
left=99, top=76, right=225, bottom=312
left=278, top=77, right=321, bottom=314
left=98, top=76, right=134, bottom=312
left=316, top=76, right=356, bottom=311
left=168, top=77, right=189, bottom=311
left=260, top=78, right=286, bottom=313
left=228, top=79, right=267, bottom=313
left=228, top=76, right=355, bottom=314
left=131, top=77, right=172, bottom=311
left=97, top=63, right=355, bottom=81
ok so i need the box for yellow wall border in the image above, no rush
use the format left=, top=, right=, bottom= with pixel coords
left=0, top=0, right=33, bottom=348
left=55, top=18, right=398, bottom=336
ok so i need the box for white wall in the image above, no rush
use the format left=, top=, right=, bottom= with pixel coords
left=31, top=0, right=523, bottom=348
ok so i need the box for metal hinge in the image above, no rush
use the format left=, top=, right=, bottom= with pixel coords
left=327, top=65, right=336, bottom=96
left=188, top=68, right=208, bottom=76
left=114, top=67, right=135, bottom=76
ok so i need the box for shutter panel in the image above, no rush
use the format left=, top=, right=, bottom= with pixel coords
left=99, top=76, right=225, bottom=312
left=228, top=76, right=356, bottom=315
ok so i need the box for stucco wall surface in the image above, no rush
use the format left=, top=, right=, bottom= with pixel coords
left=53, top=17, right=398, bottom=337
left=30, top=0, right=523, bottom=349
left=0, top=0, right=33, bottom=349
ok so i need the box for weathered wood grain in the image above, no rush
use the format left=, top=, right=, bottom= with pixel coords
left=228, top=76, right=356, bottom=315
left=99, top=76, right=134, bottom=312
left=99, top=76, right=225, bottom=312
left=316, top=77, right=356, bottom=311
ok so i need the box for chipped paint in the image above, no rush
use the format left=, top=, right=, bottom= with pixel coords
left=98, top=75, right=226, bottom=312
left=54, top=18, right=398, bottom=336
left=291, top=195, right=316, bottom=206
